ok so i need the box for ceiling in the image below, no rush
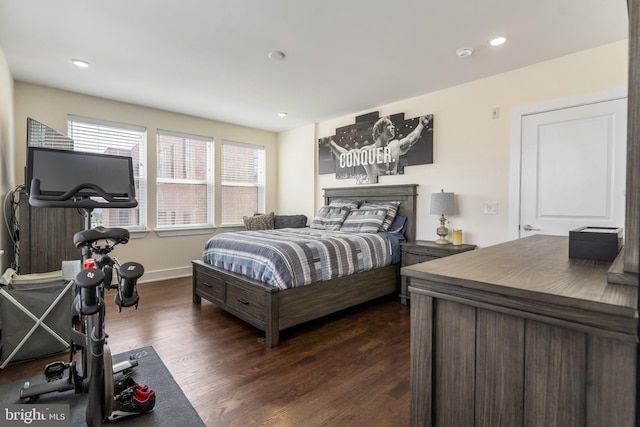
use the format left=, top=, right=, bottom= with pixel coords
left=0, top=0, right=629, bottom=133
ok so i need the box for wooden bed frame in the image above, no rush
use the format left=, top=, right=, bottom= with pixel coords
left=192, top=184, right=418, bottom=347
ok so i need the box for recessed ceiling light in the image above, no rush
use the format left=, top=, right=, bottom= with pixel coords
left=277, top=112, right=288, bottom=117
left=489, top=36, right=507, bottom=46
left=268, top=51, right=286, bottom=61
left=456, top=48, right=473, bottom=58
left=71, top=59, right=90, bottom=68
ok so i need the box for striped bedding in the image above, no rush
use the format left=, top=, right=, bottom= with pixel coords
left=202, top=228, right=402, bottom=290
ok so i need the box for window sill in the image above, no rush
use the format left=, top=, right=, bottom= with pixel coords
left=129, top=229, right=151, bottom=239
left=219, top=224, right=246, bottom=231
left=155, top=226, right=215, bottom=237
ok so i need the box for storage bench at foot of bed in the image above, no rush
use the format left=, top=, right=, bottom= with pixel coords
left=192, top=259, right=399, bottom=347
left=192, top=260, right=278, bottom=345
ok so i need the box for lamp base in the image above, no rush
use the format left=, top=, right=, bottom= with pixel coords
left=435, top=237, right=450, bottom=245
left=435, top=215, right=450, bottom=245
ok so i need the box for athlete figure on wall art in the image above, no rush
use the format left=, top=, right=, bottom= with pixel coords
left=326, top=114, right=432, bottom=184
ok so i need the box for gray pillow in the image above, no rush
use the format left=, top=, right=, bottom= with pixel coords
left=274, top=215, right=307, bottom=229
left=360, top=201, right=400, bottom=231
left=310, top=206, right=350, bottom=231
left=340, top=208, right=387, bottom=233
left=329, top=199, right=361, bottom=210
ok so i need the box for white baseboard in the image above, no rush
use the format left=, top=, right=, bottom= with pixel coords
left=139, top=266, right=192, bottom=283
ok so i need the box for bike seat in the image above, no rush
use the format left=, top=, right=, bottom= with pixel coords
left=73, top=226, right=130, bottom=248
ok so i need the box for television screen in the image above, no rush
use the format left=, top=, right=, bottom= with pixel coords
left=26, top=146, right=135, bottom=199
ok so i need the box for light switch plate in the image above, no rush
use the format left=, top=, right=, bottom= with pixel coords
left=484, top=201, right=498, bottom=215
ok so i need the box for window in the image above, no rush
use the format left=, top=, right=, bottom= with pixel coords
left=156, top=130, right=212, bottom=229
left=221, top=141, right=265, bottom=224
left=64, top=116, right=147, bottom=229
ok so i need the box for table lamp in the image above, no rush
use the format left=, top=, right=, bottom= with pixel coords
left=430, top=189, right=455, bottom=244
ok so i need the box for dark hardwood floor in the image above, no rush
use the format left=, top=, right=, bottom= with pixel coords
left=0, top=277, right=411, bottom=426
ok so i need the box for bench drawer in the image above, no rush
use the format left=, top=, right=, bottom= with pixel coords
left=195, top=270, right=225, bottom=302
left=226, top=282, right=266, bottom=321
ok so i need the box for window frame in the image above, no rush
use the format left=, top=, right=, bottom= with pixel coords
left=65, top=115, right=148, bottom=232
left=220, top=140, right=266, bottom=226
left=156, top=129, right=214, bottom=233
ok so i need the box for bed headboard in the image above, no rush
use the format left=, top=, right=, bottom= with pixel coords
left=323, top=184, right=418, bottom=242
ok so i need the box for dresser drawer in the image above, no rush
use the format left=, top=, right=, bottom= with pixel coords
left=403, top=252, right=439, bottom=266
left=195, top=270, right=225, bottom=302
left=226, top=282, right=267, bottom=321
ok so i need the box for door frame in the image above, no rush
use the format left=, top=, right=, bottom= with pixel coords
left=508, top=87, right=628, bottom=240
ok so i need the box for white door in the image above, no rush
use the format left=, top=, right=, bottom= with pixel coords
left=520, top=98, right=627, bottom=237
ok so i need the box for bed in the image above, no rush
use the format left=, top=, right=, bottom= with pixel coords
left=192, top=184, right=418, bottom=347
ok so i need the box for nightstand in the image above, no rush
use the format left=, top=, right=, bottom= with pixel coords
left=399, top=240, right=476, bottom=304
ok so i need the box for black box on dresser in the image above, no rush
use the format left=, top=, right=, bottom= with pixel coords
left=568, top=226, right=622, bottom=262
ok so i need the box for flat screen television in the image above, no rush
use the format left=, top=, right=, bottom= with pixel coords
left=26, top=146, right=136, bottom=202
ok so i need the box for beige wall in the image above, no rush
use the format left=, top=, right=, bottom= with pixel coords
left=13, top=83, right=278, bottom=280
left=277, top=123, right=316, bottom=220
left=0, top=45, right=15, bottom=272
left=276, top=41, right=629, bottom=248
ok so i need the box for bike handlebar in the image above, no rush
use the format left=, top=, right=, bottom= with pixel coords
left=28, top=179, right=138, bottom=209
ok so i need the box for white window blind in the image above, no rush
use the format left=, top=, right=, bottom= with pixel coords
left=221, top=141, right=265, bottom=224
left=156, top=130, right=212, bottom=229
left=67, top=115, right=147, bottom=229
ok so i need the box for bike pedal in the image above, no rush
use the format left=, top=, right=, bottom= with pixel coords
left=44, top=361, right=68, bottom=382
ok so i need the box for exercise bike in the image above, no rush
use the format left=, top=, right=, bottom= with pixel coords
left=20, top=147, right=152, bottom=426
left=21, top=223, right=146, bottom=421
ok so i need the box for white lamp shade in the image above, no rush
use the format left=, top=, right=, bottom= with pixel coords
left=430, top=192, right=455, bottom=215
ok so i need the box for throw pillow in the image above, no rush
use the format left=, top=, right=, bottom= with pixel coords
left=274, top=214, right=308, bottom=229
left=361, top=201, right=400, bottom=231
left=340, top=208, right=388, bottom=233
left=243, top=212, right=275, bottom=230
left=310, top=206, right=350, bottom=231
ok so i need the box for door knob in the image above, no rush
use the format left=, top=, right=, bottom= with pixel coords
left=523, top=224, right=541, bottom=231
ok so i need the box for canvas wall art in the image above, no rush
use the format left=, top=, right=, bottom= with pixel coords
left=318, top=111, right=434, bottom=184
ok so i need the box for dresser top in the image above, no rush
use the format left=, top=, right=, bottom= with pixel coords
left=402, top=235, right=638, bottom=317
left=402, top=240, right=477, bottom=252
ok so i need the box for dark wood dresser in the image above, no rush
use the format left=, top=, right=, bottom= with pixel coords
left=18, top=191, right=83, bottom=273
left=401, top=235, right=638, bottom=427
left=400, top=240, right=476, bottom=304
